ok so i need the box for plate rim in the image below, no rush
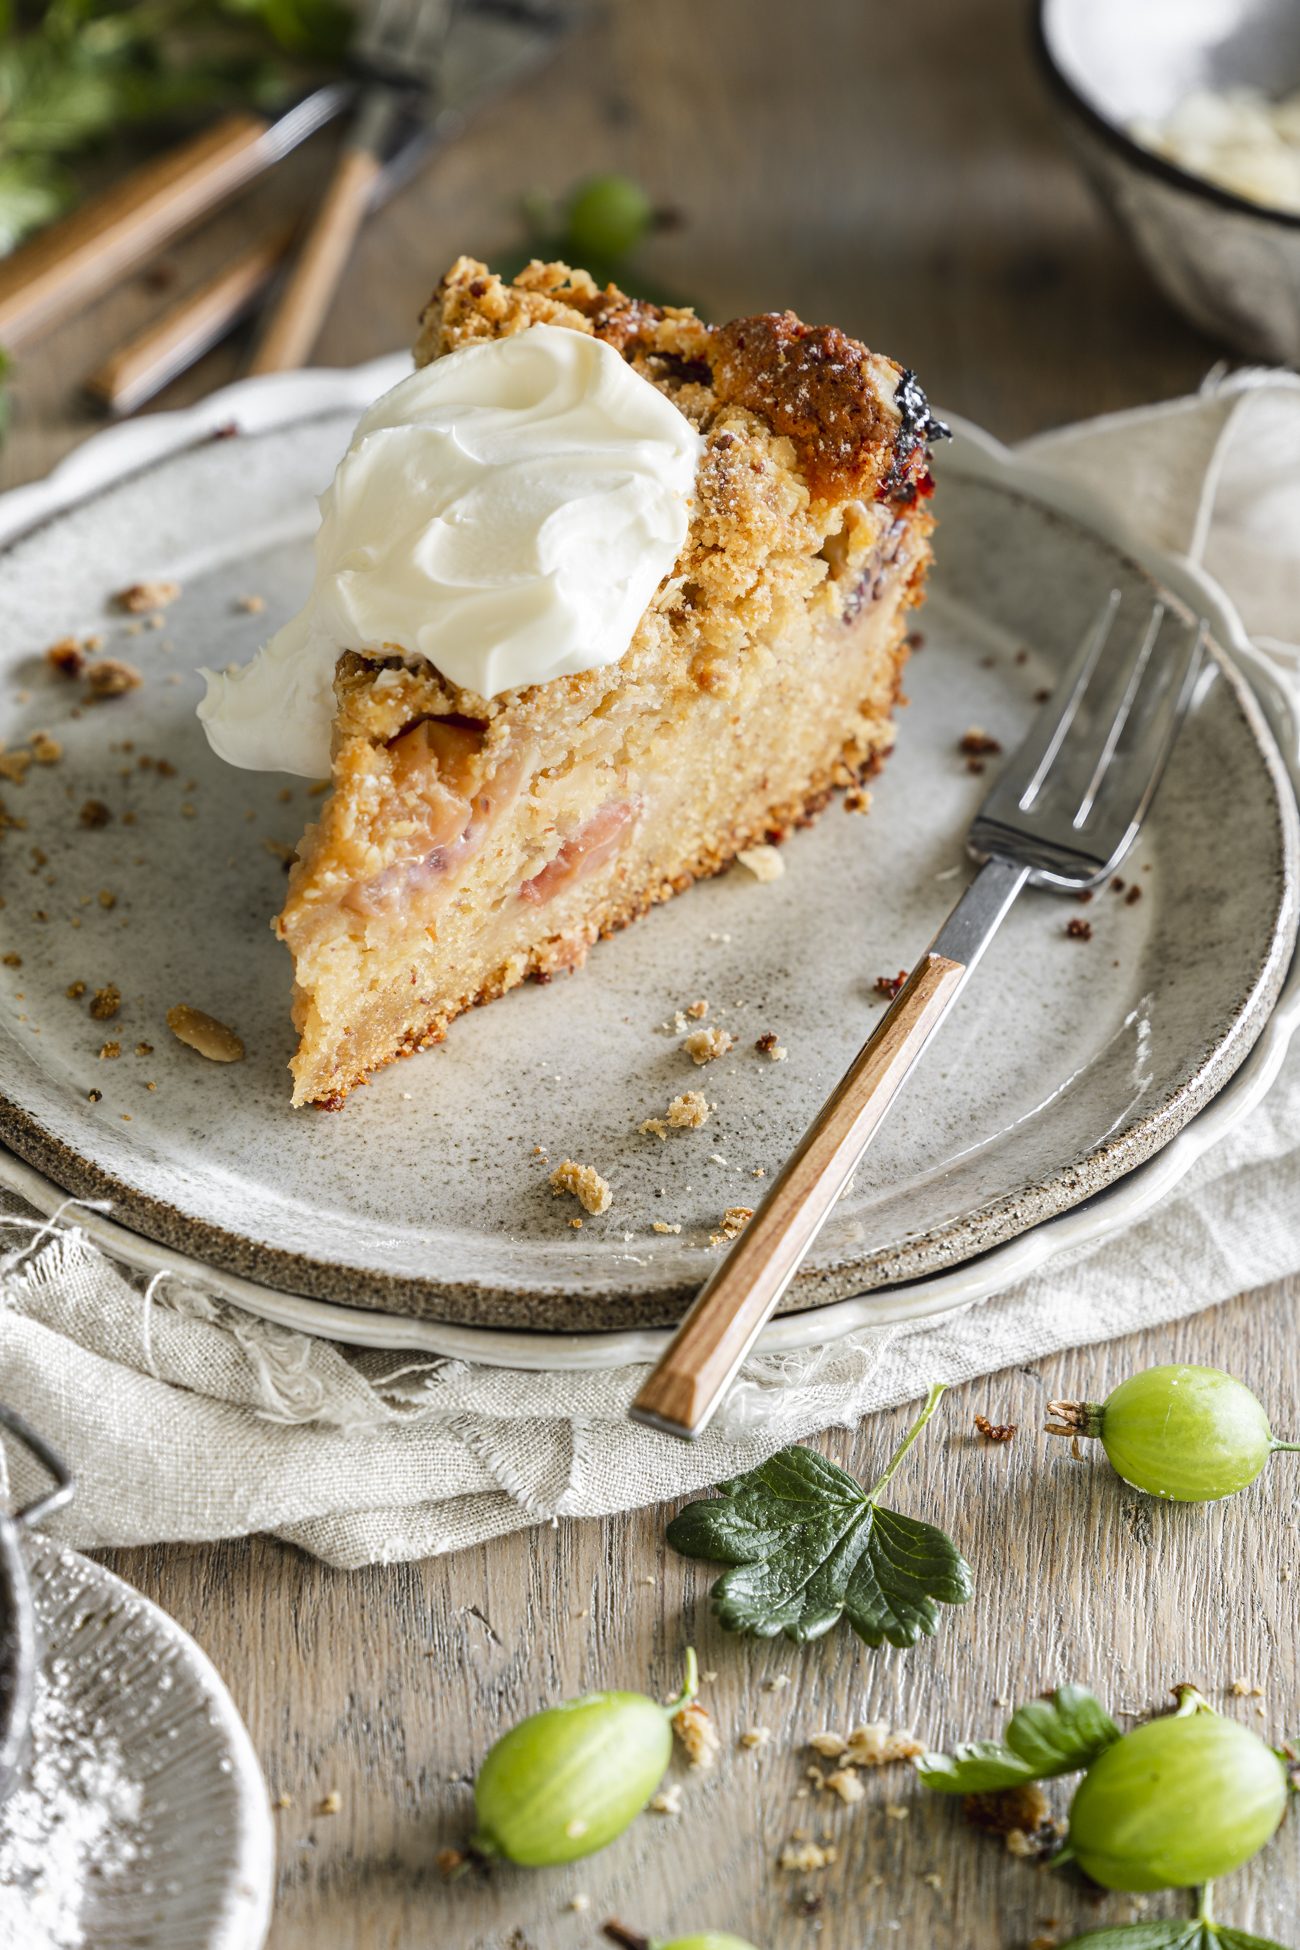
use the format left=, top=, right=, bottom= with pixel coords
left=0, top=368, right=1296, bottom=1351
left=17, top=1532, right=274, bottom=1948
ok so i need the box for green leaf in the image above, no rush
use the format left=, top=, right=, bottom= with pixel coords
left=916, top=1683, right=1119, bottom=1793
left=1061, top=1926, right=1293, bottom=1950
left=666, top=1389, right=972, bottom=1650
left=1058, top=1927, right=1212, bottom=1950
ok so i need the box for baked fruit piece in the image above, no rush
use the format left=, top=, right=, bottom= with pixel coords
left=280, top=257, right=943, bottom=1107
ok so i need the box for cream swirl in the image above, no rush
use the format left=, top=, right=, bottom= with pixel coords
left=198, top=324, right=703, bottom=777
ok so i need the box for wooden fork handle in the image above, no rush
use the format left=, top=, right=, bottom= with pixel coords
left=247, top=145, right=384, bottom=375
left=0, top=113, right=274, bottom=348
left=631, top=953, right=968, bottom=1440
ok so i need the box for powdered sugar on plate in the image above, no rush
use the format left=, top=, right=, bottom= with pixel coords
left=0, top=1672, right=143, bottom=1950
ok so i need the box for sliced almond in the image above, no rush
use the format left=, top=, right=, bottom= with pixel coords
left=167, top=1004, right=244, bottom=1063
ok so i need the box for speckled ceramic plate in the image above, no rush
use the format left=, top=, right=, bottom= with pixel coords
left=0, top=1532, right=272, bottom=1947
left=0, top=364, right=1296, bottom=1333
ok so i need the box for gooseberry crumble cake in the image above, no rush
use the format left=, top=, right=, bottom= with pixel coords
left=262, top=258, right=945, bottom=1106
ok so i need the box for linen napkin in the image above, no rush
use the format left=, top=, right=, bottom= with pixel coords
left=3, top=369, right=1299, bottom=1569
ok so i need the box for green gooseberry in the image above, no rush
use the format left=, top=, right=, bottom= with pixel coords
left=1047, top=1363, right=1298, bottom=1501
left=565, top=174, right=654, bottom=264
left=1067, top=1693, right=1288, bottom=1891
left=472, top=1650, right=696, bottom=1866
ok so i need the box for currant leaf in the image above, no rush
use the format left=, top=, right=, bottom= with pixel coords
left=666, top=1396, right=972, bottom=1650
left=916, top=1684, right=1120, bottom=1792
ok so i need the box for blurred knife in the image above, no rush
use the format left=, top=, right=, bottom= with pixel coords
left=0, top=84, right=352, bottom=350
left=83, top=113, right=436, bottom=415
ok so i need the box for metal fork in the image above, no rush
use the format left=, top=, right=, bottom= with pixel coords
left=249, top=0, right=455, bottom=375
left=631, top=591, right=1207, bottom=1441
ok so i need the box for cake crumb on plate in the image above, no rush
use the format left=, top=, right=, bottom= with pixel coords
left=549, top=1158, right=612, bottom=1215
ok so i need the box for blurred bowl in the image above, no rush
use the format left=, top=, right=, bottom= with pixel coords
left=1036, top=0, right=1300, bottom=360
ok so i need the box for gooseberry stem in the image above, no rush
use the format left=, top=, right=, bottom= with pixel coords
left=1043, top=1399, right=1105, bottom=1440
left=663, top=1646, right=699, bottom=1718
left=601, top=1925, right=650, bottom=1950
left=868, top=1383, right=948, bottom=1501
left=1196, top=1883, right=1215, bottom=1925
left=1172, top=1684, right=1214, bottom=1718
left=1272, top=1439, right=1300, bottom=1454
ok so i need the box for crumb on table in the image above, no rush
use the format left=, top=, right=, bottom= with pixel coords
left=755, top=1029, right=788, bottom=1061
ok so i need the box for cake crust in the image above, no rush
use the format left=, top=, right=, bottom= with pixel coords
left=280, top=259, right=942, bottom=1107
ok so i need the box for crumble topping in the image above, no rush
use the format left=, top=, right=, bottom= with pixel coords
left=755, top=1030, right=788, bottom=1062
left=671, top=1699, right=721, bottom=1770
left=684, top=1026, right=733, bottom=1064
left=45, top=637, right=85, bottom=677
left=685, top=997, right=709, bottom=1019
left=548, top=1157, right=612, bottom=1215
left=667, top=1090, right=710, bottom=1129
left=974, top=1414, right=1017, bottom=1442
left=88, top=984, right=121, bottom=1021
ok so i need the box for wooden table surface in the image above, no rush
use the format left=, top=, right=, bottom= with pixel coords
left=4, top=2, right=1298, bottom=1945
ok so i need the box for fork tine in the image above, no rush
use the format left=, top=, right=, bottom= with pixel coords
left=1071, top=598, right=1168, bottom=827
left=1078, top=613, right=1205, bottom=836
left=1017, top=588, right=1121, bottom=812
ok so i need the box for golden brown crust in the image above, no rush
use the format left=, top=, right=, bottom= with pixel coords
left=417, top=257, right=932, bottom=509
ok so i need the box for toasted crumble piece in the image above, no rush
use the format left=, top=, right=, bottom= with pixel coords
left=779, top=1839, right=837, bottom=1873
left=0, top=749, right=31, bottom=785
left=166, top=1003, right=245, bottom=1063
left=963, top=1782, right=1052, bottom=1840
left=86, top=1088, right=101, bottom=1103
left=685, top=1026, right=734, bottom=1065
left=843, top=1723, right=925, bottom=1767
left=549, top=1157, right=612, bottom=1215
left=45, top=637, right=85, bottom=678
left=89, top=983, right=121, bottom=1021
left=66, top=979, right=86, bottom=999
left=959, top=726, right=1002, bottom=757
left=672, top=1699, right=721, bottom=1770
left=1, top=952, right=19, bottom=967
left=652, top=1220, right=682, bottom=1234
left=98, top=888, right=116, bottom=909
left=1229, top=1676, right=1265, bottom=1698
left=1066, top=917, right=1093, bottom=941
left=114, top=579, right=180, bottom=613
left=79, top=799, right=112, bottom=828
left=668, top=1089, right=711, bottom=1129
left=875, top=969, right=908, bottom=999
left=755, top=1030, right=788, bottom=1062
left=98, top=1040, right=121, bottom=1059
left=685, top=997, right=709, bottom=1019
left=30, top=731, right=61, bottom=765
left=640, top=1116, right=668, bottom=1140
left=843, top=785, right=872, bottom=814
left=236, top=594, right=266, bottom=614
left=316, top=1790, right=342, bottom=1816
left=649, top=1783, right=684, bottom=1815
left=825, top=1768, right=866, bottom=1805
left=739, top=1726, right=772, bottom=1751
left=736, top=843, right=785, bottom=883
left=718, top=1205, right=754, bottom=1241
left=86, top=658, right=142, bottom=701
left=974, top=1414, right=1017, bottom=1443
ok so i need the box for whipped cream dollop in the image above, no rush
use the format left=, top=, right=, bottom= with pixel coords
left=198, top=323, right=703, bottom=777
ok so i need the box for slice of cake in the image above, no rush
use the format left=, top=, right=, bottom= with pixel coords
left=202, top=257, right=944, bottom=1107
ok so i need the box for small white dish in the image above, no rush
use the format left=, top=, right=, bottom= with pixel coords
left=0, top=1533, right=272, bottom=1949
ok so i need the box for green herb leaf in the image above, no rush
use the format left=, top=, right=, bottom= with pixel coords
left=916, top=1683, right=1120, bottom=1793
left=1058, top=1926, right=1213, bottom=1950
left=1060, top=1925, right=1291, bottom=1950
left=666, top=1387, right=972, bottom=1650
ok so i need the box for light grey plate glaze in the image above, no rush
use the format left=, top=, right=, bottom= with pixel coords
left=0, top=1533, right=272, bottom=1948
left=0, top=369, right=1296, bottom=1332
